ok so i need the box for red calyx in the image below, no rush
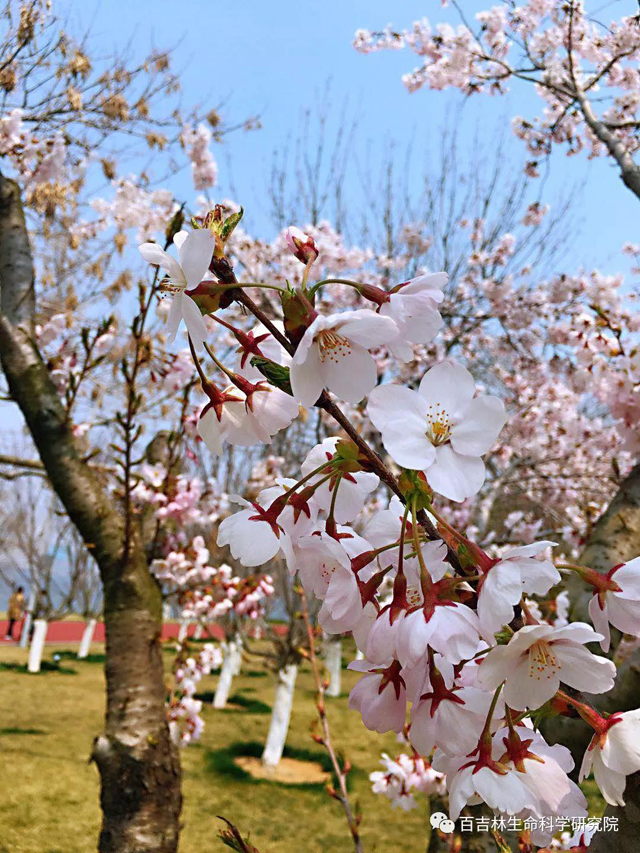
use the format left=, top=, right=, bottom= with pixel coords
left=248, top=501, right=284, bottom=539
left=420, top=660, right=465, bottom=718
left=234, top=329, right=271, bottom=369
left=500, top=728, right=543, bottom=772
left=200, top=381, right=243, bottom=422
left=359, top=283, right=390, bottom=307
left=376, top=658, right=406, bottom=700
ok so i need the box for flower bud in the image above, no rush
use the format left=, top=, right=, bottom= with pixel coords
left=285, top=226, right=319, bottom=265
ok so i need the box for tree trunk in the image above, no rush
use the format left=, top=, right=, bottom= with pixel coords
left=231, top=633, right=243, bottom=676
left=262, top=664, right=298, bottom=767
left=213, top=640, right=239, bottom=708
left=78, top=618, right=97, bottom=659
left=324, top=634, right=342, bottom=698
left=94, top=584, right=181, bottom=853
left=0, top=176, right=182, bottom=853
left=556, top=463, right=640, bottom=852
left=28, top=618, right=47, bottom=672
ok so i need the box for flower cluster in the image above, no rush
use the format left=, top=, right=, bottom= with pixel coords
left=168, top=643, right=223, bottom=747
left=370, top=751, right=446, bottom=811
left=354, top=3, right=640, bottom=178
left=137, top=216, right=640, bottom=846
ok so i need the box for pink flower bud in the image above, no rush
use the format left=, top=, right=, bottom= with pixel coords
left=285, top=226, right=319, bottom=265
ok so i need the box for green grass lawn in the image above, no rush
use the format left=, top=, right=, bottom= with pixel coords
left=0, top=641, right=433, bottom=853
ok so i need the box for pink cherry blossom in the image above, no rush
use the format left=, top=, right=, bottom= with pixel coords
left=348, top=658, right=407, bottom=734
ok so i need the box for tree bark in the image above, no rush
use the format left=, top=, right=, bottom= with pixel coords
left=0, top=176, right=181, bottom=852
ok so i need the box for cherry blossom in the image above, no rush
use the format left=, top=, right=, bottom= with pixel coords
left=397, top=599, right=482, bottom=666
left=587, top=557, right=640, bottom=653
left=217, top=494, right=287, bottom=567
left=290, top=309, right=398, bottom=406
left=139, top=229, right=215, bottom=350
left=370, top=751, right=445, bottom=811
left=579, top=709, right=640, bottom=806
left=300, top=437, right=379, bottom=524
left=478, top=623, right=616, bottom=711
left=348, top=658, right=407, bottom=734
left=379, top=272, right=446, bottom=362
left=285, top=226, right=319, bottom=265
left=477, top=541, right=560, bottom=636
left=368, top=360, right=507, bottom=502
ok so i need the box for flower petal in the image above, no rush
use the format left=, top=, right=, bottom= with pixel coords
left=450, top=396, right=506, bottom=456
left=290, top=343, right=324, bottom=407
left=179, top=230, right=215, bottom=290
left=321, top=340, right=377, bottom=404
left=139, top=242, right=183, bottom=282
left=426, top=445, right=485, bottom=502
left=418, top=361, right=476, bottom=416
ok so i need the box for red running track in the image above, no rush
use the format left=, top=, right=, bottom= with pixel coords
left=0, top=620, right=224, bottom=644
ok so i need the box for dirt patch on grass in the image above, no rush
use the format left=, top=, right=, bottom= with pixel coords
left=234, top=755, right=330, bottom=784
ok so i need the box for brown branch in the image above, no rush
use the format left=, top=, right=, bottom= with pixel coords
left=0, top=453, right=44, bottom=470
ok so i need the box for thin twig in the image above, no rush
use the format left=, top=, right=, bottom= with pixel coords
left=299, top=588, right=364, bottom=853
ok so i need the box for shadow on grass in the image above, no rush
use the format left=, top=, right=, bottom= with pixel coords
left=55, top=650, right=106, bottom=665
left=245, top=670, right=268, bottom=678
left=0, top=661, right=77, bottom=675
left=0, top=726, right=47, bottom=736
left=195, top=691, right=271, bottom=714
left=205, top=741, right=337, bottom=790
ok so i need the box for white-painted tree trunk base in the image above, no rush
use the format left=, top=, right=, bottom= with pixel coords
left=262, top=664, right=298, bottom=767
left=213, top=641, right=238, bottom=708
left=28, top=619, right=48, bottom=673
left=193, top=624, right=203, bottom=640
left=230, top=634, right=243, bottom=675
left=324, top=634, right=342, bottom=698
left=177, top=620, right=189, bottom=644
left=77, top=618, right=97, bottom=659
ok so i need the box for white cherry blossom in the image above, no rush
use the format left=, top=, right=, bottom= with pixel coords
left=290, top=309, right=398, bottom=406
left=368, top=360, right=507, bottom=502
left=348, top=658, right=407, bottom=734
left=380, top=272, right=446, bottom=362
left=300, top=437, right=379, bottom=524
left=588, top=557, right=640, bottom=652
left=478, top=623, right=616, bottom=711
left=139, top=229, right=215, bottom=350
left=477, top=541, right=559, bottom=636
left=579, top=710, right=640, bottom=806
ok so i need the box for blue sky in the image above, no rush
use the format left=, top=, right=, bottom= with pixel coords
left=64, top=0, right=638, bottom=275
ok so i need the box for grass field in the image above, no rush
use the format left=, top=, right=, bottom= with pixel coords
left=0, top=641, right=433, bottom=853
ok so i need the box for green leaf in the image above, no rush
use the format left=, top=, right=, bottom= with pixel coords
left=221, top=207, right=244, bottom=241
left=250, top=357, right=293, bottom=396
